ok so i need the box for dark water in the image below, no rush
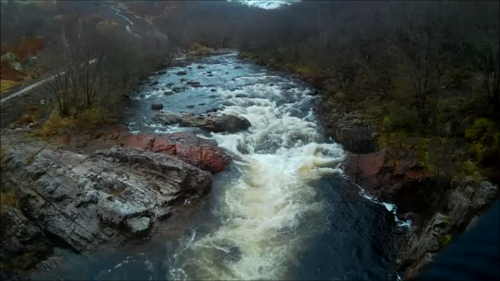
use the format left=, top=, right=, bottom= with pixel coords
left=31, top=53, right=399, bottom=281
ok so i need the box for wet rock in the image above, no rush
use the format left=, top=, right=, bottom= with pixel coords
left=205, top=108, right=219, bottom=113
left=225, top=72, right=229, bottom=74
left=151, top=103, right=164, bottom=110
left=176, top=71, right=187, bottom=76
left=307, top=90, right=319, bottom=96
left=187, top=81, right=201, bottom=88
left=123, top=132, right=230, bottom=173
left=211, top=89, right=217, bottom=92
left=207, top=71, right=212, bottom=74
left=153, top=87, right=159, bottom=91
left=172, top=87, right=185, bottom=93
left=180, top=78, right=187, bottom=82
left=400, top=213, right=451, bottom=280
left=209, top=95, right=218, bottom=98
left=154, top=111, right=251, bottom=133
left=207, top=74, right=214, bottom=77
left=125, top=217, right=151, bottom=237
left=197, top=65, right=205, bottom=69
left=157, top=70, right=166, bottom=75
left=164, top=90, right=173, bottom=96
left=198, top=103, right=206, bottom=106
left=446, top=189, right=471, bottom=227
left=0, top=207, right=52, bottom=272
left=186, top=105, right=195, bottom=109
left=166, top=82, right=175, bottom=87
left=1, top=144, right=212, bottom=254
left=471, top=181, right=498, bottom=209
left=150, top=81, right=159, bottom=86
left=234, top=66, right=242, bottom=69
left=139, top=94, right=145, bottom=98
left=235, top=94, right=248, bottom=98
left=334, top=122, right=377, bottom=154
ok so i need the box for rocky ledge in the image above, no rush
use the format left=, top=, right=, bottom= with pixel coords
left=0, top=143, right=212, bottom=275
left=153, top=111, right=251, bottom=133
left=345, top=149, right=499, bottom=279
left=122, top=131, right=230, bottom=173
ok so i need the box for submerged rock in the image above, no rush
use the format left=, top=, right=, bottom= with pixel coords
left=1, top=144, right=212, bottom=255
left=176, top=71, right=187, bottom=76
left=154, top=111, right=251, bottom=133
left=151, top=103, right=164, bottom=110
left=123, top=132, right=230, bottom=173
left=172, top=87, right=185, bottom=93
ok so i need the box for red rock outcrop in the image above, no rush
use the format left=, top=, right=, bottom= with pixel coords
left=123, top=132, right=230, bottom=173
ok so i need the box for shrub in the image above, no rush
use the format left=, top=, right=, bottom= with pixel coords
left=383, top=102, right=420, bottom=133
left=465, top=118, right=494, bottom=141
left=462, top=160, right=484, bottom=183
left=77, top=108, right=104, bottom=129
left=34, top=109, right=75, bottom=138
left=443, top=234, right=452, bottom=245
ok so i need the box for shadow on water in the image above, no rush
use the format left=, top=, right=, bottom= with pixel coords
left=288, top=175, right=399, bottom=280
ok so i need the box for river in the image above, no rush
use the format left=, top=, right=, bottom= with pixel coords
left=32, top=52, right=400, bottom=280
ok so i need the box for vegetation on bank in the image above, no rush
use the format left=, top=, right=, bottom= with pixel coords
left=235, top=1, right=500, bottom=186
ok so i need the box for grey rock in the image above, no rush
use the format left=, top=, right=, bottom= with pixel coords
left=0, top=207, right=52, bottom=270
left=151, top=103, right=163, bottom=110
left=1, top=144, right=212, bottom=255
left=154, top=111, right=251, bottom=133
left=400, top=213, right=451, bottom=280
left=446, top=190, right=471, bottom=227
left=471, top=181, right=498, bottom=209
left=172, top=87, right=185, bottom=93
left=125, top=217, right=151, bottom=237
left=164, top=90, right=173, bottom=96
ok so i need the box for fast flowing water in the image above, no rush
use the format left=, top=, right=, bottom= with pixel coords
left=32, top=53, right=400, bottom=280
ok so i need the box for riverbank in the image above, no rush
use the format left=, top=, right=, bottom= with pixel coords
left=1, top=52, right=402, bottom=280
left=238, top=50, right=499, bottom=279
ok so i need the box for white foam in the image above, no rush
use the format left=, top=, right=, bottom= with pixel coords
left=167, top=78, right=346, bottom=280
left=359, top=187, right=412, bottom=228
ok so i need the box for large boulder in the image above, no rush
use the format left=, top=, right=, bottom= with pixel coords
left=122, top=132, right=230, bottom=173
left=315, top=102, right=378, bottom=154
left=1, top=144, right=212, bottom=255
left=399, top=213, right=451, bottom=280
left=151, top=103, right=163, bottom=110
left=154, top=111, right=251, bottom=133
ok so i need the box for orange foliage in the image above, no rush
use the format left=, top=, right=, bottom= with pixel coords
left=17, top=37, right=44, bottom=61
